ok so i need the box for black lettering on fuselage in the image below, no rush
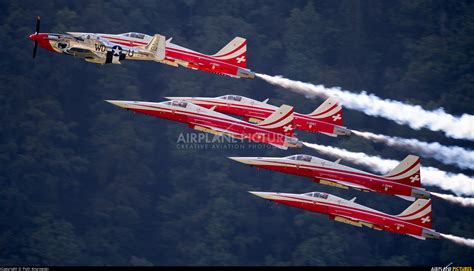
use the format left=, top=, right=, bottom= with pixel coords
left=94, top=44, right=106, bottom=52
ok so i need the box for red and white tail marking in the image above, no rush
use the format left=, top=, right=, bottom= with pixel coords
left=257, top=105, right=295, bottom=136
left=211, top=37, right=247, bottom=68
left=396, top=199, right=432, bottom=228
left=384, top=155, right=422, bottom=188
left=307, top=97, right=343, bottom=126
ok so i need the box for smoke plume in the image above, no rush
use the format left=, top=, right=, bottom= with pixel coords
left=440, top=233, right=474, bottom=248
left=257, top=73, right=474, bottom=140
left=431, top=192, right=474, bottom=207
left=353, top=130, right=474, bottom=170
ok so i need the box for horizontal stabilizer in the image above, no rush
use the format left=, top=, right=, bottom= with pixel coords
left=407, top=234, right=426, bottom=240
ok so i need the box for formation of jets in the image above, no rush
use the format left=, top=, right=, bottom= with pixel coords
left=30, top=17, right=440, bottom=241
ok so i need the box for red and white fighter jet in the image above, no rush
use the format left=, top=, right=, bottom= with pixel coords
left=29, top=17, right=254, bottom=78
left=230, top=154, right=430, bottom=200
left=106, top=100, right=302, bottom=149
left=249, top=191, right=440, bottom=240
left=164, top=95, right=351, bottom=137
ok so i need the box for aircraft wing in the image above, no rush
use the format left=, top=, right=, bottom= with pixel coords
left=64, top=47, right=103, bottom=60
left=336, top=180, right=373, bottom=191
left=317, top=177, right=374, bottom=192
left=189, top=123, right=243, bottom=139
left=332, top=214, right=383, bottom=230
left=188, top=123, right=288, bottom=149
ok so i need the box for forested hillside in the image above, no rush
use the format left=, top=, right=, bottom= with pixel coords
left=1, top=0, right=473, bottom=265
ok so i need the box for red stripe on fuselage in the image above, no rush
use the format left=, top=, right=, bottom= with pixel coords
left=107, top=41, right=141, bottom=47
left=132, top=104, right=291, bottom=139
left=256, top=159, right=419, bottom=191
left=191, top=100, right=341, bottom=135
left=102, top=35, right=148, bottom=46
left=190, top=99, right=275, bottom=112
left=275, top=194, right=429, bottom=232
left=165, top=48, right=240, bottom=69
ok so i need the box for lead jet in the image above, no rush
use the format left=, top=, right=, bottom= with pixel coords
left=230, top=154, right=430, bottom=200
left=28, top=16, right=254, bottom=79
left=164, top=95, right=351, bottom=137
left=106, top=100, right=303, bottom=149
left=249, top=191, right=440, bottom=240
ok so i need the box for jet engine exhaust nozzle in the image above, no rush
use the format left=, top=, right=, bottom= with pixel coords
left=237, top=67, right=255, bottom=79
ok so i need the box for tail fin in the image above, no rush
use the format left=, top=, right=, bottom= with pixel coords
left=257, top=105, right=295, bottom=136
left=307, top=97, right=343, bottom=126
left=384, top=155, right=421, bottom=188
left=146, top=34, right=166, bottom=60
left=211, top=37, right=247, bottom=68
left=396, top=199, right=432, bottom=228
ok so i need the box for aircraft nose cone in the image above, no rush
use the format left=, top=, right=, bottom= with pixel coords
left=248, top=191, right=277, bottom=200
left=29, top=33, right=38, bottom=41
left=105, top=100, right=131, bottom=109
left=228, top=157, right=258, bottom=165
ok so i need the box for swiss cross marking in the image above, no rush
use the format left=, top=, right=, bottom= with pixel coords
left=332, top=114, right=342, bottom=121
left=410, top=175, right=420, bottom=183
left=283, top=125, right=293, bottom=132
left=236, top=56, right=246, bottom=63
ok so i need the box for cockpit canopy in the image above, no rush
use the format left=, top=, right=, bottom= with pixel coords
left=81, top=33, right=100, bottom=40
left=303, top=192, right=329, bottom=199
left=163, top=100, right=203, bottom=111
left=285, top=154, right=313, bottom=162
left=119, top=32, right=146, bottom=39
left=217, top=95, right=243, bottom=102
left=171, top=100, right=189, bottom=108
left=216, top=95, right=265, bottom=106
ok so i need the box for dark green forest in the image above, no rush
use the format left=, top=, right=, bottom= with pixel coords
left=1, top=0, right=473, bottom=266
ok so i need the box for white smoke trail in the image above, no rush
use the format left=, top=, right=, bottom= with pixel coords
left=440, top=233, right=474, bottom=248
left=302, top=142, right=474, bottom=197
left=256, top=73, right=474, bottom=140
left=431, top=192, right=474, bottom=207
left=352, top=130, right=474, bottom=170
